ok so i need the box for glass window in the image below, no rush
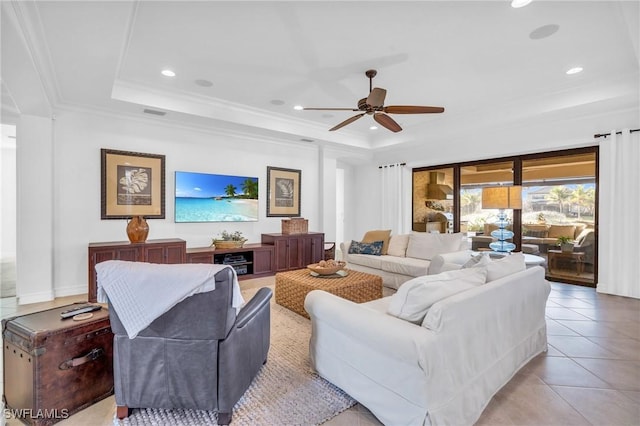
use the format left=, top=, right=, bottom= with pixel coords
left=412, top=168, right=454, bottom=233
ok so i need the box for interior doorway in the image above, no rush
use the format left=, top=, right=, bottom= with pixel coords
left=1, top=123, right=17, bottom=298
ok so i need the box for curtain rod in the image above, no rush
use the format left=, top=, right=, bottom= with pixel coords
left=593, top=128, right=639, bottom=139
left=378, top=162, right=406, bottom=169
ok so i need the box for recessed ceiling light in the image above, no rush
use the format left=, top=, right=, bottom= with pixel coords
left=511, top=0, right=532, bottom=8
left=270, top=99, right=285, bottom=106
left=161, top=69, right=176, bottom=77
left=293, top=105, right=304, bottom=110
left=566, top=67, right=583, bottom=75
left=370, top=126, right=378, bottom=130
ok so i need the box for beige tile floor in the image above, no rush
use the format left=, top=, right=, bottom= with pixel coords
left=1, top=279, right=639, bottom=425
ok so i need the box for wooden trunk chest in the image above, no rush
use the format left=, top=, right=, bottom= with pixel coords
left=2, top=304, right=114, bottom=425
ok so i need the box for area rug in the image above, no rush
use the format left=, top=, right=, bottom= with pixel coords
left=115, top=285, right=356, bottom=425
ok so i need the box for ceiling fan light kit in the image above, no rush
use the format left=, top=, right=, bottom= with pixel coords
left=303, top=69, right=444, bottom=132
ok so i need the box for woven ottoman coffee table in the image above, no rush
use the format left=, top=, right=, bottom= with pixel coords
left=275, top=268, right=383, bottom=318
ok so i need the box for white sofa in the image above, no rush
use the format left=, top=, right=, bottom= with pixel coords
left=341, top=232, right=470, bottom=289
left=305, top=260, right=550, bottom=426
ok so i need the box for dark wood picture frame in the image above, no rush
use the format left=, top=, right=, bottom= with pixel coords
left=266, top=166, right=301, bottom=217
left=101, top=148, right=165, bottom=219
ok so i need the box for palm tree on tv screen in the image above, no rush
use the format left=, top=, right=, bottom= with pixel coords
left=225, top=184, right=237, bottom=198
left=241, top=178, right=258, bottom=199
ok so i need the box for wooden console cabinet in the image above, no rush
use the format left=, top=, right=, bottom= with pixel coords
left=87, top=238, right=186, bottom=302
left=261, top=232, right=324, bottom=272
left=186, top=243, right=275, bottom=280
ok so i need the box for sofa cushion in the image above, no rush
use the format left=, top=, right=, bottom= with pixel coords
left=547, top=225, right=576, bottom=239
left=387, top=234, right=410, bottom=257
left=573, top=223, right=587, bottom=239
left=380, top=256, right=430, bottom=277
left=462, top=253, right=491, bottom=269
left=405, top=232, right=465, bottom=261
left=362, top=230, right=392, bottom=255
left=348, top=240, right=384, bottom=255
left=346, top=252, right=384, bottom=269
left=485, top=252, right=526, bottom=282
left=387, top=268, right=487, bottom=324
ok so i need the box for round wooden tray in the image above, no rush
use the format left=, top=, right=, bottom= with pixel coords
left=309, top=270, right=349, bottom=279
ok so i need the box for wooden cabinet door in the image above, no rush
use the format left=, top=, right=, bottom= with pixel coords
left=299, top=234, right=324, bottom=266
left=273, top=239, right=290, bottom=272
left=164, top=243, right=186, bottom=263
left=287, top=237, right=302, bottom=269
left=253, top=246, right=274, bottom=276
left=143, top=242, right=185, bottom=264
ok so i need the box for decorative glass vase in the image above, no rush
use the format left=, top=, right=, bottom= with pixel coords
left=126, top=216, right=149, bottom=243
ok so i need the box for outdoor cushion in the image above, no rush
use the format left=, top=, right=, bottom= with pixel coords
left=547, top=225, right=577, bottom=239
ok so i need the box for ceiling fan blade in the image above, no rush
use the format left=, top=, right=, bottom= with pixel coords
left=329, top=113, right=365, bottom=131
left=366, top=88, right=387, bottom=108
left=303, top=107, right=359, bottom=111
left=383, top=105, right=445, bottom=114
left=374, top=113, right=402, bottom=133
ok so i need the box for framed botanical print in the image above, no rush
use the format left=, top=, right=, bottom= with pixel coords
left=266, top=166, right=301, bottom=217
left=101, top=149, right=165, bottom=219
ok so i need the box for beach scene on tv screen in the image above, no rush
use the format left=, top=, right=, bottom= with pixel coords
left=175, top=171, right=259, bottom=222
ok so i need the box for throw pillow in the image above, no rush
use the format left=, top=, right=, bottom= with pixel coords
left=524, top=229, right=548, bottom=238
left=387, top=268, right=487, bottom=324
left=547, top=225, right=577, bottom=239
left=462, top=253, right=491, bottom=269
left=405, top=232, right=465, bottom=261
left=387, top=234, right=410, bottom=257
left=485, top=252, right=526, bottom=282
left=348, top=240, right=384, bottom=256
left=362, top=230, right=392, bottom=255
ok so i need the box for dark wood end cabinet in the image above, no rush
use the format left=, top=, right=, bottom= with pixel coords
left=87, top=238, right=186, bottom=302
left=260, top=232, right=324, bottom=272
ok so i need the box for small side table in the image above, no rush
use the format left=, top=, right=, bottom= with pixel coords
left=548, top=250, right=585, bottom=275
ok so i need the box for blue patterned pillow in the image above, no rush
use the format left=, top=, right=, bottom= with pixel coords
left=348, top=240, right=384, bottom=256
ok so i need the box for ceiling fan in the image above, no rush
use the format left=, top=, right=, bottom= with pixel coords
left=303, top=69, right=444, bottom=133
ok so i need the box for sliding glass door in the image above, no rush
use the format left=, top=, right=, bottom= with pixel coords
left=521, top=152, right=596, bottom=285
left=412, top=147, right=598, bottom=286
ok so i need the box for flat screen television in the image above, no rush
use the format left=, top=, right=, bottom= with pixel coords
left=175, top=171, right=259, bottom=222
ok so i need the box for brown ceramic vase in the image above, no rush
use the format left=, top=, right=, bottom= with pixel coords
left=126, top=215, right=149, bottom=243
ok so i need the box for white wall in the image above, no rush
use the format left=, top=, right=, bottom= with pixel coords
left=43, top=109, right=331, bottom=299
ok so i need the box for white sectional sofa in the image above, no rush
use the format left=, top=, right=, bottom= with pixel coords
left=305, top=256, right=550, bottom=426
left=341, top=232, right=469, bottom=289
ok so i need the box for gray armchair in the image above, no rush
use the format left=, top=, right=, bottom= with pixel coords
left=107, top=267, right=272, bottom=425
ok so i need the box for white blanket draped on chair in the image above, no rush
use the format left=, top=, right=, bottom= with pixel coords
left=96, top=260, right=245, bottom=338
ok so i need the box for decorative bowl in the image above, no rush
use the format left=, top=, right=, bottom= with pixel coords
left=307, top=261, right=347, bottom=275
left=211, top=239, right=247, bottom=249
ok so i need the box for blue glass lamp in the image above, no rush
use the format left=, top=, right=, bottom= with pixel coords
left=481, top=186, right=522, bottom=253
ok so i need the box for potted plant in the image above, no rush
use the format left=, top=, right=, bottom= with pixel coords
left=211, top=230, right=247, bottom=249
left=557, top=236, right=574, bottom=253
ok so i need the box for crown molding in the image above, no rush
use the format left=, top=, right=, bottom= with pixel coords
left=8, top=0, right=62, bottom=106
